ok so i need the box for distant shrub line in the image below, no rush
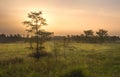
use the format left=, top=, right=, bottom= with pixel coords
left=0, top=32, right=119, bottom=43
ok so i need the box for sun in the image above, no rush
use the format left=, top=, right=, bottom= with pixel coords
left=42, top=13, right=53, bottom=30
left=24, top=7, right=53, bottom=22
left=22, top=8, right=54, bottom=31
left=43, top=13, right=52, bottom=23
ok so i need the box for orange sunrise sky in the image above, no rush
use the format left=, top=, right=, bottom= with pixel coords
left=0, top=0, right=120, bottom=36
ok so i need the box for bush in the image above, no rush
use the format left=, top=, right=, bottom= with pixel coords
left=61, top=68, right=85, bottom=77
left=28, top=51, right=52, bottom=59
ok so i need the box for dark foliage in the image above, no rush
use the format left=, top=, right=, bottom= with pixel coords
left=0, top=34, right=25, bottom=43
left=61, top=68, right=85, bottom=77
left=28, top=51, right=52, bottom=59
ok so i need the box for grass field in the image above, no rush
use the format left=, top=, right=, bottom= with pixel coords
left=0, top=42, right=120, bottom=77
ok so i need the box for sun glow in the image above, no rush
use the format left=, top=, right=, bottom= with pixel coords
left=26, top=9, right=53, bottom=24
left=43, top=13, right=54, bottom=24
left=0, top=0, right=120, bottom=36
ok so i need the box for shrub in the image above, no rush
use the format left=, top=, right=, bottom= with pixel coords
left=28, top=51, right=52, bottom=59
left=61, top=68, right=85, bottom=77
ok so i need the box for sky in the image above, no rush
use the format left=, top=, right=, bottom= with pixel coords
left=0, top=0, right=120, bottom=36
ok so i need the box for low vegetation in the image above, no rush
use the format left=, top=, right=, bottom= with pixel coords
left=0, top=42, right=120, bottom=77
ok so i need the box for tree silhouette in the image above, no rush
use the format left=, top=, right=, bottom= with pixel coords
left=23, top=11, right=47, bottom=57
left=96, top=29, right=108, bottom=37
left=96, top=29, right=108, bottom=42
left=84, top=30, right=94, bottom=37
left=83, top=30, right=94, bottom=43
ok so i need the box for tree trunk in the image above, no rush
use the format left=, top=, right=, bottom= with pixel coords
left=36, top=35, right=39, bottom=53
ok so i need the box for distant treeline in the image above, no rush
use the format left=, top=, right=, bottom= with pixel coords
left=0, top=29, right=120, bottom=43
left=55, top=29, right=120, bottom=43
left=66, top=34, right=119, bottom=43
left=0, top=33, right=53, bottom=43
left=0, top=34, right=25, bottom=43
left=54, top=35, right=120, bottom=43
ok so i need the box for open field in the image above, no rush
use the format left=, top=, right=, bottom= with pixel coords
left=0, top=42, right=120, bottom=77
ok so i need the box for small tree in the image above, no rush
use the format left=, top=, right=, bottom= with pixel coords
left=23, top=11, right=47, bottom=57
left=96, top=29, right=108, bottom=42
left=96, top=29, right=108, bottom=37
left=26, top=29, right=33, bottom=49
left=84, top=30, right=94, bottom=37
left=37, top=30, right=53, bottom=51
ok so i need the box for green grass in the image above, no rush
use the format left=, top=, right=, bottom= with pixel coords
left=0, top=42, right=120, bottom=77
